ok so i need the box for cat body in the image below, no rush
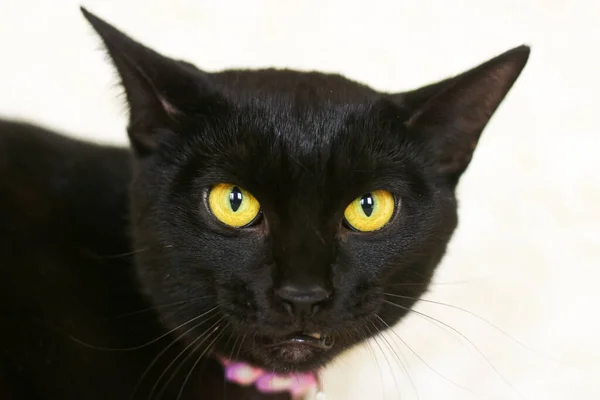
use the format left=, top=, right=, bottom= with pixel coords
left=0, top=121, right=287, bottom=399
left=0, top=8, right=529, bottom=400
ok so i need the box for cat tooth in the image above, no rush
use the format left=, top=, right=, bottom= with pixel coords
left=307, top=332, right=321, bottom=339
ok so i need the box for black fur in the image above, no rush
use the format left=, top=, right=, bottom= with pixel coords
left=0, top=8, right=530, bottom=400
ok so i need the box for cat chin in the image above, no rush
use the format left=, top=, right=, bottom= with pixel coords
left=244, top=344, right=336, bottom=373
left=213, top=332, right=341, bottom=373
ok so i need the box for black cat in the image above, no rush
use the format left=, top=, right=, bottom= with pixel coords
left=0, top=7, right=530, bottom=400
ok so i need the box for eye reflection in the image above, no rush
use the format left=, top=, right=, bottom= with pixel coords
left=229, top=187, right=243, bottom=212
left=360, top=193, right=374, bottom=217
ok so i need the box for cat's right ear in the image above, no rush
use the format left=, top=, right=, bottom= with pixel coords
left=394, top=46, right=530, bottom=184
left=81, top=8, right=215, bottom=156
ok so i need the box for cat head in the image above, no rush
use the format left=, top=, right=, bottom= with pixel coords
left=82, top=8, right=529, bottom=372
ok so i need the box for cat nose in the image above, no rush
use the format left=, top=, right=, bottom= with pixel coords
left=275, top=284, right=331, bottom=317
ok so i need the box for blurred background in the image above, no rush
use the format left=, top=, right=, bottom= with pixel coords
left=0, top=0, right=598, bottom=399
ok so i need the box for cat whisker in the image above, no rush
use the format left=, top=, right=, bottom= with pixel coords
left=109, top=295, right=215, bottom=320
left=221, top=326, right=239, bottom=399
left=87, top=246, right=151, bottom=260
left=372, top=314, right=419, bottom=400
left=387, top=280, right=474, bottom=287
left=359, top=322, right=385, bottom=399
left=309, top=222, right=327, bottom=245
left=382, top=300, right=525, bottom=399
left=374, top=314, right=489, bottom=399
left=393, top=277, right=492, bottom=286
left=151, top=316, right=225, bottom=400
left=346, top=325, right=362, bottom=343
left=87, top=242, right=179, bottom=260
left=231, top=334, right=274, bottom=355
left=176, top=323, right=227, bottom=400
left=383, top=292, right=553, bottom=361
left=129, top=311, right=220, bottom=400
left=69, top=306, right=218, bottom=351
left=222, top=325, right=237, bottom=361
left=368, top=318, right=404, bottom=400
left=235, top=332, right=247, bottom=362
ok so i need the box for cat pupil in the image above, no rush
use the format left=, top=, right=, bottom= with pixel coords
left=360, top=193, right=374, bottom=217
left=229, top=187, right=243, bottom=212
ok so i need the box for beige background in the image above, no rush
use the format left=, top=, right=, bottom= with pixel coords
left=1, top=0, right=598, bottom=399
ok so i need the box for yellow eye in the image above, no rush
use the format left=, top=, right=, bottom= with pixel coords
left=208, top=184, right=261, bottom=227
left=343, top=190, right=395, bottom=232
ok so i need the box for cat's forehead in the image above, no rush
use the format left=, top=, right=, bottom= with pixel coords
left=196, top=98, right=410, bottom=210
left=185, top=69, right=413, bottom=208
left=207, top=69, right=400, bottom=153
left=210, top=68, right=380, bottom=104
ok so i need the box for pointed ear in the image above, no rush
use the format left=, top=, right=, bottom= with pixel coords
left=396, top=45, right=530, bottom=182
left=80, top=8, right=215, bottom=155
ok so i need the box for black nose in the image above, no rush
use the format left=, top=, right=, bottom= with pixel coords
left=275, top=284, right=331, bottom=316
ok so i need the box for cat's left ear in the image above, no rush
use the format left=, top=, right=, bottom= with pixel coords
left=81, top=8, right=216, bottom=156
left=396, top=45, right=530, bottom=181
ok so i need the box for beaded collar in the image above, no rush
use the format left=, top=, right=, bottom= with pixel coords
left=219, top=357, right=325, bottom=399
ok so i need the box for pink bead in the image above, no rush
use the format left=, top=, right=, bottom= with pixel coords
left=225, top=362, right=264, bottom=386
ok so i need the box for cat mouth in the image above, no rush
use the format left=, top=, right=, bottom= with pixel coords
left=241, top=331, right=337, bottom=371
left=261, top=331, right=335, bottom=350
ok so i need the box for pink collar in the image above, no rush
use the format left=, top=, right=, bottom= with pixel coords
left=219, top=357, right=321, bottom=399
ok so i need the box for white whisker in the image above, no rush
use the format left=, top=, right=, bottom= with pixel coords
left=382, top=299, right=525, bottom=400
left=70, top=306, right=218, bottom=352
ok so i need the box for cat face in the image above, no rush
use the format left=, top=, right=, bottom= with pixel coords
left=82, top=9, right=529, bottom=372
left=129, top=95, right=458, bottom=371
